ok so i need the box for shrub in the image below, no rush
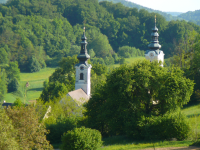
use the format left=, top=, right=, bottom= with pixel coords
left=7, top=78, right=20, bottom=92
left=137, top=111, right=190, bottom=140
left=61, top=127, right=102, bottom=150
left=28, top=56, right=41, bottom=72
left=45, top=116, right=78, bottom=144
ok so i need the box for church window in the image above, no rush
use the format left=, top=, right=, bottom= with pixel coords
left=80, top=73, right=84, bottom=80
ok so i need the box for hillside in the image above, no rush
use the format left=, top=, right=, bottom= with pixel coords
left=178, top=10, right=200, bottom=21
left=98, top=0, right=182, bottom=21
left=165, top=12, right=183, bottom=16
left=178, top=10, right=200, bottom=25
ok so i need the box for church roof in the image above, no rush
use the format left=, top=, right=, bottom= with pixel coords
left=67, top=88, right=89, bottom=106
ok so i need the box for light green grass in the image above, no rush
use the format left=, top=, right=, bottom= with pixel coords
left=125, top=56, right=145, bottom=64
left=109, top=57, right=145, bottom=68
left=5, top=67, right=56, bottom=103
left=98, top=140, right=193, bottom=150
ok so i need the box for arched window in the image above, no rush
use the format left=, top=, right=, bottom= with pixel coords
left=80, top=73, right=84, bottom=80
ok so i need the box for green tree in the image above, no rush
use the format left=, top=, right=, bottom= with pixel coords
left=6, top=61, right=20, bottom=92
left=0, top=68, right=7, bottom=102
left=40, top=55, right=79, bottom=102
left=88, top=33, right=113, bottom=58
left=0, top=109, right=19, bottom=150
left=28, top=56, right=41, bottom=72
left=0, top=48, right=8, bottom=65
left=6, top=106, right=53, bottom=149
left=85, top=60, right=194, bottom=137
left=12, top=98, right=24, bottom=107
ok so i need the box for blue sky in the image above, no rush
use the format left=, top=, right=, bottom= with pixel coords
left=126, top=0, right=200, bottom=13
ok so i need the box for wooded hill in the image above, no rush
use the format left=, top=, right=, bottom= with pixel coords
left=0, top=0, right=199, bottom=72
left=98, top=0, right=182, bottom=21
left=178, top=10, right=200, bottom=26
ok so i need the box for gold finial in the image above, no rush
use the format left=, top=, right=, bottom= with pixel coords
left=83, top=20, right=86, bottom=33
left=155, top=15, right=156, bottom=24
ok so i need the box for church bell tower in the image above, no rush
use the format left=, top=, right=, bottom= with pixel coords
left=75, top=27, right=92, bottom=96
left=145, top=16, right=165, bottom=67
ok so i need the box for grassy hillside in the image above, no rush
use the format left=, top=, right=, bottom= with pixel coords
left=5, top=67, right=56, bottom=103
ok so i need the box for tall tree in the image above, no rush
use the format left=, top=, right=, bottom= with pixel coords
left=85, top=60, right=194, bottom=136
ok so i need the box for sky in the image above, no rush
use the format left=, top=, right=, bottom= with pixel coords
left=126, top=0, right=200, bottom=13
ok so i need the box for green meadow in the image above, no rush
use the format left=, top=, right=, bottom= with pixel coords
left=5, top=67, right=56, bottom=103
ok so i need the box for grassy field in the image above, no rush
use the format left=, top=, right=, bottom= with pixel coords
left=5, top=67, right=56, bottom=103
left=98, top=137, right=193, bottom=150
left=110, top=56, right=145, bottom=68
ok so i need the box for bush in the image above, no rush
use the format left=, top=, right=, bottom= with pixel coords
left=61, top=127, right=102, bottom=150
left=45, top=116, right=78, bottom=144
left=28, top=56, right=41, bottom=72
left=136, top=111, right=190, bottom=140
left=7, top=77, right=20, bottom=92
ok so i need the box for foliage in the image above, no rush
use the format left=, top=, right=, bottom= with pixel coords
left=12, top=98, right=24, bottom=107
left=28, top=56, right=41, bottom=72
left=118, top=46, right=144, bottom=58
left=0, top=108, right=19, bottom=150
left=85, top=60, right=194, bottom=138
left=0, top=68, right=7, bottom=102
left=98, top=0, right=181, bottom=21
left=6, top=61, right=20, bottom=92
left=0, top=0, right=197, bottom=72
left=37, top=96, right=85, bottom=144
left=178, top=10, right=200, bottom=22
left=40, top=56, right=78, bottom=102
left=136, top=111, right=190, bottom=140
left=61, top=127, right=102, bottom=150
left=6, top=106, right=53, bottom=149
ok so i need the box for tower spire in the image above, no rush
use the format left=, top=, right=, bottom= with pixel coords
left=75, top=26, right=92, bottom=96
left=77, top=27, right=90, bottom=65
left=148, top=16, right=161, bottom=51
left=145, top=16, right=165, bottom=67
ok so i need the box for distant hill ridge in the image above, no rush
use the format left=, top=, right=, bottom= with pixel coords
left=98, top=0, right=183, bottom=21
left=178, top=9, right=200, bottom=21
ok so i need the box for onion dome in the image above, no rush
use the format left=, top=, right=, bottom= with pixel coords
left=77, top=27, right=90, bottom=65
left=148, top=15, right=161, bottom=50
